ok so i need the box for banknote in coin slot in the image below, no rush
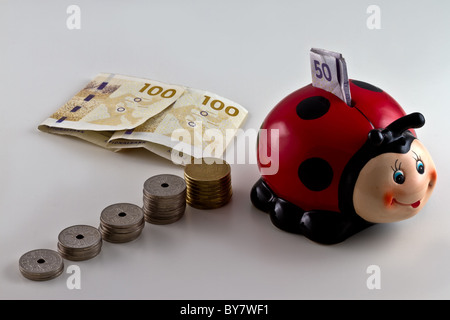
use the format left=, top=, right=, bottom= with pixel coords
left=310, top=48, right=351, bottom=106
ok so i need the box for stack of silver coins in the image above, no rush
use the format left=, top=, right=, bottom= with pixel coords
left=19, top=249, right=64, bottom=281
left=99, top=203, right=145, bottom=243
left=57, top=225, right=102, bottom=261
left=142, top=174, right=187, bottom=224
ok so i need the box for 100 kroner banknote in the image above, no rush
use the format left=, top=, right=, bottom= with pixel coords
left=38, top=73, right=248, bottom=162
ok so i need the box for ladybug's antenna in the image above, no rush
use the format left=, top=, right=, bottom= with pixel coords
left=368, top=112, right=425, bottom=147
left=385, top=112, right=425, bottom=135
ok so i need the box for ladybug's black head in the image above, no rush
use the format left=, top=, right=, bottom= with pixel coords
left=367, top=112, right=425, bottom=154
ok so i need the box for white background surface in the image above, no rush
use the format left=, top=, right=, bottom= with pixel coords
left=1, top=0, right=450, bottom=300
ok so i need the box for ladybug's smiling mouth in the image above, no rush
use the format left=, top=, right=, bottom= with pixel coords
left=392, top=198, right=421, bottom=209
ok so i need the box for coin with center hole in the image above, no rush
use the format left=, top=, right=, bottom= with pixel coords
left=19, top=249, right=64, bottom=281
left=57, top=225, right=102, bottom=261
left=142, top=174, right=186, bottom=224
left=100, top=203, right=144, bottom=230
left=99, top=203, right=145, bottom=243
left=143, top=174, right=186, bottom=198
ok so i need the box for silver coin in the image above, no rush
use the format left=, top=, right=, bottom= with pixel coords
left=143, top=200, right=186, bottom=211
left=19, top=249, right=64, bottom=281
left=143, top=174, right=186, bottom=198
left=58, top=225, right=102, bottom=249
left=144, top=215, right=184, bottom=225
left=58, top=225, right=102, bottom=261
left=142, top=174, right=187, bottom=225
left=57, top=242, right=102, bottom=261
left=100, top=203, right=144, bottom=230
left=99, top=203, right=145, bottom=243
left=99, top=224, right=144, bottom=243
left=100, top=219, right=145, bottom=234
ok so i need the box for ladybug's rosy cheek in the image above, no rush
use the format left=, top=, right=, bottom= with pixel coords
left=384, top=192, right=394, bottom=207
left=429, top=170, right=437, bottom=187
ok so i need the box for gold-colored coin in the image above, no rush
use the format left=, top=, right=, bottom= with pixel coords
left=183, top=177, right=231, bottom=189
left=184, top=158, right=231, bottom=182
left=186, top=189, right=232, bottom=199
left=186, top=196, right=232, bottom=210
left=184, top=158, right=232, bottom=209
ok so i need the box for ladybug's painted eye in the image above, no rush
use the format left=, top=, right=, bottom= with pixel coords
left=393, top=170, right=405, bottom=184
left=416, top=160, right=425, bottom=174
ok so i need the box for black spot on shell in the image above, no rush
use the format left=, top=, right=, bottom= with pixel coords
left=296, top=96, right=330, bottom=120
left=298, top=158, right=333, bottom=191
left=352, top=80, right=383, bottom=92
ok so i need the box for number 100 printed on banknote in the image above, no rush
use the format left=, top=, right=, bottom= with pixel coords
left=38, top=73, right=249, bottom=164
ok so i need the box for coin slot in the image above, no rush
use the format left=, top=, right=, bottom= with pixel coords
left=118, top=212, right=127, bottom=217
left=161, top=183, right=169, bottom=188
left=37, top=259, right=46, bottom=264
left=76, top=234, right=84, bottom=240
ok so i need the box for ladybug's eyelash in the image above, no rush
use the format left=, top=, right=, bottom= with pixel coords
left=391, top=159, right=402, bottom=172
left=412, top=151, right=422, bottom=162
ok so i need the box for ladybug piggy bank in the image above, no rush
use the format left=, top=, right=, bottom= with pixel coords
left=251, top=80, right=437, bottom=244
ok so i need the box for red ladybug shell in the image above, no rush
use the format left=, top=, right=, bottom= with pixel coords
left=257, top=80, right=413, bottom=212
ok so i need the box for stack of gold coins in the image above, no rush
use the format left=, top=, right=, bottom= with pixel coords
left=19, top=249, right=64, bottom=281
left=143, top=174, right=187, bottom=224
left=57, top=225, right=102, bottom=261
left=99, top=203, right=145, bottom=243
left=184, top=158, right=232, bottom=209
